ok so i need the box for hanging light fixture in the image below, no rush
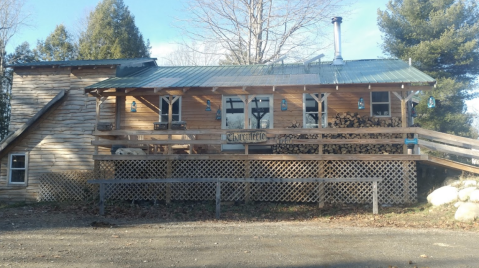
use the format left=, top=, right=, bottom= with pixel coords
left=206, top=100, right=211, bottom=111
left=411, top=106, right=417, bottom=118
left=216, top=107, right=222, bottom=120
left=427, top=96, right=436, bottom=108
left=130, top=101, right=137, bottom=112
left=358, top=97, right=365, bottom=110
left=281, top=99, right=287, bottom=111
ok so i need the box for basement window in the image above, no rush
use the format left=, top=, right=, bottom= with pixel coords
left=9, top=153, right=27, bottom=185
left=303, top=93, right=327, bottom=128
left=159, top=96, right=181, bottom=122
left=371, top=92, right=390, bottom=117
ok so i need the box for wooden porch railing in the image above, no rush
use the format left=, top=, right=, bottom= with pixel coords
left=91, top=127, right=479, bottom=160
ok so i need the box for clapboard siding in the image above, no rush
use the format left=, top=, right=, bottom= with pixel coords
left=0, top=67, right=115, bottom=202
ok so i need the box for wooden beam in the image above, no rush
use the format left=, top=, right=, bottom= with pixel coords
left=404, top=91, right=416, bottom=102
left=93, top=127, right=420, bottom=136
left=242, top=86, right=247, bottom=91
left=418, top=139, right=479, bottom=159
left=125, top=88, right=136, bottom=94
left=421, top=156, right=479, bottom=174
left=416, top=128, right=479, bottom=149
left=92, top=138, right=405, bottom=146
left=392, top=91, right=402, bottom=101
left=93, top=154, right=427, bottom=161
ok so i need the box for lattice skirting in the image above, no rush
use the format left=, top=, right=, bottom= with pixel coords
left=90, top=160, right=417, bottom=204
left=38, top=171, right=98, bottom=202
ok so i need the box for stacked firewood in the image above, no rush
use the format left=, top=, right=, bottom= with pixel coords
left=272, top=112, right=403, bottom=154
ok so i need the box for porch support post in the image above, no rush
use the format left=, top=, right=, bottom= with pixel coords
left=95, top=97, right=100, bottom=155
left=393, top=91, right=409, bottom=154
left=216, top=179, right=221, bottom=219
left=373, top=181, right=378, bottom=214
left=168, top=95, right=173, bottom=154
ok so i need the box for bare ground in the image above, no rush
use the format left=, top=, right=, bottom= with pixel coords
left=1, top=201, right=478, bottom=268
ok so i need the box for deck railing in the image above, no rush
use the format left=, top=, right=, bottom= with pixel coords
left=91, top=127, right=479, bottom=160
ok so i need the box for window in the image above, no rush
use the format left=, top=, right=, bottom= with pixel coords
left=159, top=96, right=181, bottom=122
left=303, top=93, right=327, bottom=128
left=9, top=153, right=27, bottom=184
left=371, top=92, right=390, bottom=117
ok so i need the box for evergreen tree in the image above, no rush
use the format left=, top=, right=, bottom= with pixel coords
left=35, top=24, right=77, bottom=61
left=377, top=0, right=479, bottom=136
left=8, top=41, right=37, bottom=64
left=78, top=0, right=150, bottom=59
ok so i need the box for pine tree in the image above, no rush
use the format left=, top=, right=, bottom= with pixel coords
left=377, top=0, right=479, bottom=136
left=78, top=0, right=150, bottom=59
left=35, top=24, right=77, bottom=61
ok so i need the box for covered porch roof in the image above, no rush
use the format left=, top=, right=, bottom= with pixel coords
left=84, top=59, right=436, bottom=93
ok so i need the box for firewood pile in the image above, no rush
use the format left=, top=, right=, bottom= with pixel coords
left=272, top=112, right=404, bottom=154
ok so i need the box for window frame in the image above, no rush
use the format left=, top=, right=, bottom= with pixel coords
left=8, top=152, right=28, bottom=185
left=159, top=96, right=182, bottom=122
left=303, top=93, right=328, bottom=128
left=370, top=91, right=391, bottom=117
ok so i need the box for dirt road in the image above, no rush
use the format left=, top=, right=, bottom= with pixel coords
left=1, top=208, right=479, bottom=268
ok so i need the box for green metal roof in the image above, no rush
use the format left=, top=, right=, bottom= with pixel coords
left=7, top=58, right=157, bottom=68
left=85, top=59, right=436, bottom=89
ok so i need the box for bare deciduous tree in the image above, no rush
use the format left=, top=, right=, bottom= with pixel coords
left=178, top=0, right=347, bottom=65
left=0, top=0, right=30, bottom=139
left=160, top=41, right=223, bottom=66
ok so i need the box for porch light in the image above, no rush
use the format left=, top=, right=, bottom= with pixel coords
left=411, top=106, right=417, bottom=118
left=427, top=96, right=436, bottom=108
left=358, top=97, right=365, bottom=110
left=216, top=108, right=221, bottom=120
left=130, top=101, right=137, bottom=112
left=206, top=100, right=211, bottom=111
left=281, top=99, right=287, bottom=111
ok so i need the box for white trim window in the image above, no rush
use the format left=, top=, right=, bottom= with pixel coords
left=159, top=96, right=181, bottom=122
left=303, top=93, right=327, bottom=128
left=9, top=153, right=27, bottom=185
left=371, top=92, right=391, bottom=117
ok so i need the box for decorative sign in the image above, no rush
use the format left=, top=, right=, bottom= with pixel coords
left=404, top=138, right=418, bottom=145
left=226, top=131, right=267, bottom=144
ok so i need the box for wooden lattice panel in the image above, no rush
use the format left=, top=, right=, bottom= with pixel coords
left=172, top=160, right=245, bottom=178
left=97, top=160, right=168, bottom=179
left=322, top=160, right=417, bottom=204
left=38, top=160, right=417, bottom=205
left=38, top=171, right=96, bottom=202
left=250, top=160, right=319, bottom=178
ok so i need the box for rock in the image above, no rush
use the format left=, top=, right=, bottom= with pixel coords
left=463, top=180, right=477, bottom=187
left=449, top=180, right=462, bottom=187
left=455, top=203, right=479, bottom=222
left=454, top=202, right=464, bottom=208
left=470, top=190, right=479, bottom=203
left=427, top=186, right=458, bottom=206
left=458, top=187, right=477, bottom=201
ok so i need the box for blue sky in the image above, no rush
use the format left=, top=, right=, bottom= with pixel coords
left=8, top=0, right=391, bottom=61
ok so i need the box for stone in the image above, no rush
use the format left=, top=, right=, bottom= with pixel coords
left=454, top=202, right=464, bottom=208
left=470, top=190, right=479, bottom=203
left=427, top=186, right=458, bottom=206
left=458, top=187, right=478, bottom=201
left=463, top=180, right=477, bottom=187
left=455, top=203, right=479, bottom=222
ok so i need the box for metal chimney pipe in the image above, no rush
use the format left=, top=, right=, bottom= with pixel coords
left=332, top=16, right=344, bottom=65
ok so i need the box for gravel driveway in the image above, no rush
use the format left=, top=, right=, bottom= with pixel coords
left=1, top=209, right=479, bottom=268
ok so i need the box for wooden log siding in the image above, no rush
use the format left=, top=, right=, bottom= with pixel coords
left=0, top=67, right=116, bottom=202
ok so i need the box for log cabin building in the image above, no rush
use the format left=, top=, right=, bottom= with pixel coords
left=2, top=17, right=479, bottom=205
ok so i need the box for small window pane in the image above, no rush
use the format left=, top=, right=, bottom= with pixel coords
left=11, top=155, right=25, bottom=168
left=10, top=170, right=25, bottom=183
left=372, top=104, right=390, bottom=116
left=161, top=99, right=169, bottom=115
left=372, top=92, right=389, bottom=102
left=172, top=101, right=180, bottom=114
